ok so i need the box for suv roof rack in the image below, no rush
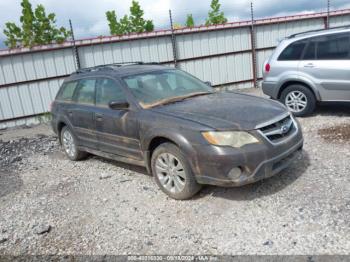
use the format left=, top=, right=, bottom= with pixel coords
left=75, top=61, right=160, bottom=74
left=288, top=24, right=350, bottom=39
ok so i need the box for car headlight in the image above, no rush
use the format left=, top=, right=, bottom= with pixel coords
left=202, top=131, right=259, bottom=148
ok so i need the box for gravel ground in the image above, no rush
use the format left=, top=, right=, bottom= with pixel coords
left=0, top=89, right=350, bottom=255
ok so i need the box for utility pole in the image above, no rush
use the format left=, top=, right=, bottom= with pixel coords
left=69, top=19, right=81, bottom=70
left=250, top=2, right=258, bottom=88
left=169, top=9, right=178, bottom=68
left=327, top=0, right=330, bottom=29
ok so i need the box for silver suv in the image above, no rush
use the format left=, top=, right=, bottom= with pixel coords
left=262, top=27, right=350, bottom=116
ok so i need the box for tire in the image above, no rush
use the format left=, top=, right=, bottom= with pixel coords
left=151, top=143, right=202, bottom=200
left=280, top=85, right=316, bottom=117
left=60, top=126, right=87, bottom=161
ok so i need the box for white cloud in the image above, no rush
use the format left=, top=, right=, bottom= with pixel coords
left=0, top=0, right=349, bottom=48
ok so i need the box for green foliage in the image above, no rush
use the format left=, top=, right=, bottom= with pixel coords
left=185, top=14, right=195, bottom=27
left=106, top=0, right=154, bottom=35
left=3, top=0, right=70, bottom=48
left=205, top=0, right=228, bottom=26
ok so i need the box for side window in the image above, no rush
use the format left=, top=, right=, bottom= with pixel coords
left=75, top=79, right=96, bottom=105
left=278, top=41, right=307, bottom=61
left=57, top=81, right=77, bottom=101
left=303, top=42, right=316, bottom=60
left=316, top=33, right=350, bottom=60
left=96, top=78, right=126, bottom=106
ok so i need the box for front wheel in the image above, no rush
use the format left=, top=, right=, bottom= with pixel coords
left=151, top=143, right=202, bottom=200
left=280, top=85, right=316, bottom=117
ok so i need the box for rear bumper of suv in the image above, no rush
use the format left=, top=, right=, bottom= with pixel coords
left=262, top=81, right=279, bottom=99
left=191, top=116, right=304, bottom=187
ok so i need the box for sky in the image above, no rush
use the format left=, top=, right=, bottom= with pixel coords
left=0, top=0, right=350, bottom=48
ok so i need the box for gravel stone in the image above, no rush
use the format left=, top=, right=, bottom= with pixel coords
left=33, top=224, right=52, bottom=235
left=0, top=90, right=349, bottom=255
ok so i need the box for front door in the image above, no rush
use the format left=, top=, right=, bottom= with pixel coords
left=94, top=78, right=142, bottom=160
left=299, top=32, right=350, bottom=101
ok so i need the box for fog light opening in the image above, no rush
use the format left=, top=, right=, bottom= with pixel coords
left=228, top=167, right=243, bottom=181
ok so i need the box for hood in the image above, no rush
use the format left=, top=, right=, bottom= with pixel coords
left=151, top=91, right=288, bottom=130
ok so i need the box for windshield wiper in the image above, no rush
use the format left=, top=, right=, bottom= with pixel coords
left=153, top=91, right=212, bottom=107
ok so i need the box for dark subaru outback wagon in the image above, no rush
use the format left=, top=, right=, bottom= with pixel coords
left=51, top=63, right=303, bottom=200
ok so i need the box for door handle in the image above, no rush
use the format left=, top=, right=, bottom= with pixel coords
left=304, top=63, right=315, bottom=68
left=95, top=113, right=103, bottom=121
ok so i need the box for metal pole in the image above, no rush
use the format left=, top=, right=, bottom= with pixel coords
left=250, top=2, right=258, bottom=88
left=69, top=19, right=81, bottom=70
left=169, top=10, right=178, bottom=68
left=327, top=0, right=330, bottom=29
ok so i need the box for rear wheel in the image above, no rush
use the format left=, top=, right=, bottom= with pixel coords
left=280, top=85, right=316, bottom=117
left=151, top=143, right=202, bottom=200
left=60, top=126, right=87, bottom=161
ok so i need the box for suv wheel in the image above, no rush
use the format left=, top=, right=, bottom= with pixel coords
left=60, top=126, right=87, bottom=161
left=151, top=143, right=202, bottom=200
left=280, top=85, right=316, bottom=117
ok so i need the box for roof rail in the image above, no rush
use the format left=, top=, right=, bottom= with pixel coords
left=75, top=61, right=160, bottom=74
left=288, top=24, right=350, bottom=39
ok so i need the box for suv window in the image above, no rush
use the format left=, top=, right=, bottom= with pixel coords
left=303, top=42, right=316, bottom=60
left=75, top=79, right=96, bottom=105
left=96, top=78, right=126, bottom=106
left=57, top=81, right=77, bottom=101
left=278, top=41, right=307, bottom=61
left=316, top=33, right=350, bottom=60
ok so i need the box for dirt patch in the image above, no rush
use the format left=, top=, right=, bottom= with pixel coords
left=318, top=124, right=350, bottom=143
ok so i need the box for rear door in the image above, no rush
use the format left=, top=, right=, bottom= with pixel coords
left=94, top=77, right=142, bottom=160
left=299, top=32, right=350, bottom=101
left=275, top=39, right=308, bottom=79
left=70, top=78, right=99, bottom=149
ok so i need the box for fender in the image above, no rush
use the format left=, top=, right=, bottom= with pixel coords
left=141, top=127, right=200, bottom=174
left=278, top=74, right=322, bottom=101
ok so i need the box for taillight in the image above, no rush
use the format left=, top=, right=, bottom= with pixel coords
left=49, top=101, right=53, bottom=112
left=265, top=63, right=271, bottom=73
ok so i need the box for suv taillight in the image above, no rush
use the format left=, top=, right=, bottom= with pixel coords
left=49, top=101, right=53, bottom=112
left=265, top=63, right=271, bottom=73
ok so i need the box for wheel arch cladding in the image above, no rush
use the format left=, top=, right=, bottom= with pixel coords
left=278, top=81, right=319, bottom=101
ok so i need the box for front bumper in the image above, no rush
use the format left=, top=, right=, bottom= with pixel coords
left=191, top=128, right=303, bottom=187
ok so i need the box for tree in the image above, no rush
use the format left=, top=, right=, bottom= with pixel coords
left=205, top=0, right=227, bottom=26
left=186, top=14, right=195, bottom=27
left=3, top=0, right=70, bottom=48
left=106, top=0, right=154, bottom=35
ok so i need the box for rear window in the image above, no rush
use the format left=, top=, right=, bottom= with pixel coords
left=74, top=79, right=96, bottom=105
left=56, top=81, right=77, bottom=101
left=278, top=41, right=307, bottom=61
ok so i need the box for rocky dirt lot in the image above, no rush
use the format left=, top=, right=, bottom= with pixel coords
left=0, top=89, right=350, bottom=255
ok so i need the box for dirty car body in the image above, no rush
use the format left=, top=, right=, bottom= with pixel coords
left=51, top=63, right=303, bottom=199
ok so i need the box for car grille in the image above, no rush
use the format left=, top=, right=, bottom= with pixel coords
left=258, top=115, right=296, bottom=144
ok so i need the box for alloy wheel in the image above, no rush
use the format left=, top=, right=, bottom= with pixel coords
left=155, top=153, right=186, bottom=194
left=285, top=91, right=308, bottom=113
left=62, top=129, right=76, bottom=158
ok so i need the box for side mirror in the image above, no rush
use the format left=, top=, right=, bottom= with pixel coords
left=108, top=100, right=129, bottom=110
left=205, top=81, right=212, bottom=86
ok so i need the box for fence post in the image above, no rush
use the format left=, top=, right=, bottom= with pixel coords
left=69, top=19, right=81, bottom=70
left=169, top=9, right=178, bottom=68
left=250, top=2, right=258, bottom=88
left=326, top=0, right=330, bottom=28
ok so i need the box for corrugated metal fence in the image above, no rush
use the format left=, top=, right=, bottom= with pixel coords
left=0, top=9, right=350, bottom=128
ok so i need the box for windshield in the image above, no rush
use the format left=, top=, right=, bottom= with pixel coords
left=123, top=69, right=213, bottom=108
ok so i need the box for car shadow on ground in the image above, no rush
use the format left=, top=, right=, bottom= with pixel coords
left=313, top=102, right=350, bottom=117
left=195, top=150, right=310, bottom=201
left=0, top=171, right=23, bottom=198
